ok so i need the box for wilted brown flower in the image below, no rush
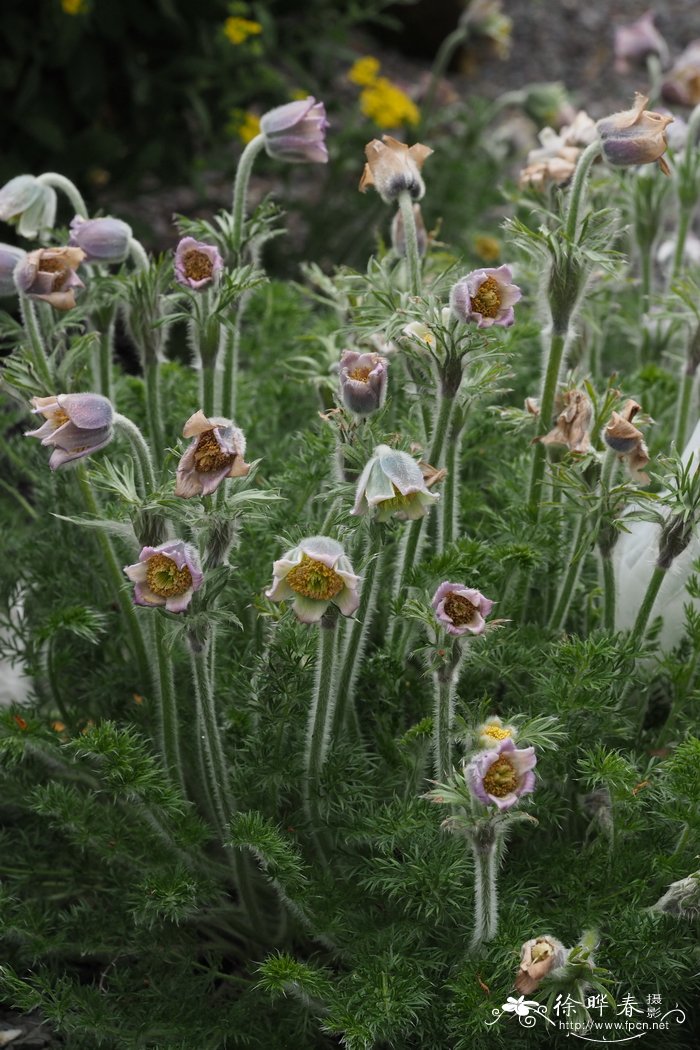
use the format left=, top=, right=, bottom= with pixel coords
left=596, top=93, right=673, bottom=175
left=515, top=935, right=568, bottom=995
left=14, top=246, right=85, bottom=311
left=519, top=155, right=577, bottom=190
left=537, top=388, right=593, bottom=454
left=602, top=399, right=651, bottom=484
left=359, top=136, right=433, bottom=204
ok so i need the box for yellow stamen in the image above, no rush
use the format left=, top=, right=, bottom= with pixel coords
left=471, top=276, right=502, bottom=319
left=444, top=592, right=478, bottom=626
left=193, top=429, right=234, bottom=473
left=183, top=249, right=214, bottom=283
left=286, top=554, right=344, bottom=601
left=348, top=366, right=372, bottom=382
left=482, top=755, right=518, bottom=798
left=146, top=554, right=193, bottom=598
left=482, top=724, right=512, bottom=741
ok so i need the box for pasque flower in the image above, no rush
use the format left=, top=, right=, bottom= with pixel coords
left=602, top=399, right=650, bottom=483
left=596, top=94, right=673, bottom=175
left=14, top=246, right=85, bottom=311
left=260, top=97, right=329, bottom=163
left=614, top=10, right=669, bottom=74
left=338, top=350, right=388, bottom=416
left=537, top=388, right=593, bottom=454
left=0, top=244, right=26, bottom=296
left=432, top=582, right=494, bottom=637
left=0, top=175, right=56, bottom=239
left=662, top=40, right=700, bottom=107
left=25, top=393, right=113, bottom=470
left=477, top=715, right=516, bottom=749
left=466, top=737, right=536, bottom=811
left=124, top=540, right=203, bottom=613
left=359, top=135, right=433, bottom=203
left=352, top=444, right=439, bottom=521
left=266, top=536, right=360, bottom=623
left=174, top=237, right=223, bottom=290
left=515, top=936, right=568, bottom=994
left=175, top=410, right=250, bottom=498
left=69, top=215, right=132, bottom=263
left=450, top=265, right=522, bottom=329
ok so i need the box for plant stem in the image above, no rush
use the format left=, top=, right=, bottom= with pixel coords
left=564, top=140, right=602, bottom=241
left=98, top=319, right=114, bottom=401
left=549, top=514, right=590, bottom=632
left=303, top=617, right=338, bottom=853
left=231, top=134, right=266, bottom=253
left=630, top=564, right=666, bottom=645
left=601, top=554, right=616, bottom=632
left=36, top=172, right=88, bottom=217
left=674, top=366, right=696, bottom=450
left=527, top=330, right=566, bottom=513
left=397, top=190, right=421, bottom=295
left=202, top=354, right=217, bottom=418
left=420, top=26, right=466, bottom=128
left=220, top=322, right=240, bottom=421
left=470, top=837, right=499, bottom=949
left=154, top=614, right=185, bottom=791
left=440, top=418, right=461, bottom=550
left=433, top=671, right=455, bottom=780
left=128, top=238, right=150, bottom=272
left=113, top=414, right=157, bottom=493
left=144, top=360, right=164, bottom=459
left=19, top=296, right=52, bottom=387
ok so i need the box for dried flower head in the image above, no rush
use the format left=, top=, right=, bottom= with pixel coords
left=260, top=97, right=329, bottom=163
left=25, top=393, right=113, bottom=470
left=515, top=936, right=568, bottom=994
left=124, top=540, right=203, bottom=613
left=596, top=93, right=673, bottom=175
left=602, top=399, right=650, bottom=484
left=519, top=155, right=577, bottom=190
left=477, top=715, right=516, bottom=750
left=353, top=444, right=439, bottom=521
left=432, top=582, right=494, bottom=637
left=450, top=266, right=522, bottom=329
left=266, top=536, right=360, bottom=624
left=339, top=350, right=388, bottom=416
left=466, top=737, right=537, bottom=811
left=175, top=410, right=250, bottom=499
left=359, top=135, right=433, bottom=204
left=14, top=246, right=85, bottom=311
left=174, top=237, right=223, bottom=290
left=537, top=388, right=593, bottom=454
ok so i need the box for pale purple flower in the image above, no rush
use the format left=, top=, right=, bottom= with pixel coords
left=25, top=393, right=113, bottom=470
left=432, top=581, right=494, bottom=636
left=69, top=215, right=132, bottom=263
left=466, top=737, right=536, bottom=811
left=175, top=410, right=250, bottom=499
left=662, top=40, right=700, bottom=107
left=0, top=175, right=56, bottom=239
left=450, top=266, right=522, bottom=329
left=266, top=536, right=359, bottom=624
left=614, top=11, right=669, bottom=75
left=14, top=246, right=85, bottom=311
left=123, top=540, right=203, bottom=613
left=0, top=244, right=26, bottom=296
left=174, top=237, right=223, bottom=290
left=260, top=97, right=329, bottom=163
left=352, top=444, right=438, bottom=522
left=339, top=350, right=388, bottom=416
left=596, top=94, right=673, bottom=174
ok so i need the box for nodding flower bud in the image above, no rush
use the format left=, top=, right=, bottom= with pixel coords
left=662, top=40, right=700, bottom=107
left=123, top=540, right=203, bottom=613
left=650, top=872, right=700, bottom=919
left=537, top=388, right=593, bottom=454
left=260, top=97, right=329, bottom=163
left=339, top=350, right=388, bottom=416
left=0, top=244, right=26, bottom=296
left=359, top=135, right=433, bottom=204
left=596, top=93, right=673, bottom=175
left=602, top=399, right=650, bottom=484
left=0, top=175, right=57, bottom=240
left=465, top=737, right=537, bottom=811
left=174, top=237, right=224, bottom=290
left=69, top=215, right=133, bottom=263
left=266, top=536, right=360, bottom=624
left=431, top=582, right=494, bottom=637
left=352, top=444, right=439, bottom=521
left=175, top=410, right=250, bottom=498
left=614, top=10, right=669, bottom=74
left=391, top=202, right=428, bottom=257
left=515, top=936, right=568, bottom=995
left=14, top=246, right=85, bottom=311
left=25, top=392, right=113, bottom=470
left=450, top=265, right=522, bottom=329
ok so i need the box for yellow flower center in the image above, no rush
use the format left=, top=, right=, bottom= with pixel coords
left=52, top=408, right=71, bottom=429
left=286, top=555, right=344, bottom=601
left=482, top=724, right=512, bottom=742
left=482, top=755, right=518, bottom=798
left=193, top=430, right=235, bottom=473
left=471, top=276, right=502, bottom=319
left=443, top=593, right=478, bottom=627
left=183, top=249, right=214, bottom=283
left=378, top=485, right=419, bottom=515
left=348, top=366, right=372, bottom=382
left=531, top=941, right=554, bottom=963
left=146, top=554, right=193, bottom=598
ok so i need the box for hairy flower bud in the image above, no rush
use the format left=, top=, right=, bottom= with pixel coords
left=431, top=582, right=494, bottom=637
left=596, top=94, right=673, bottom=175
left=266, top=536, right=359, bottom=623
left=359, top=135, right=433, bottom=204
left=650, top=872, right=700, bottom=919
left=25, top=393, right=113, bottom=470
left=338, top=350, right=388, bottom=416
left=0, top=243, right=26, bottom=296
left=124, top=540, right=203, bottom=613
left=69, top=215, right=132, bottom=263
left=0, top=175, right=57, bottom=239
left=14, top=246, right=85, bottom=311
left=260, top=97, right=329, bottom=163
left=352, top=444, right=439, bottom=521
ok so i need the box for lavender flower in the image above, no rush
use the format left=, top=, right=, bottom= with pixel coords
left=0, top=175, right=57, bottom=239
left=0, top=244, right=26, bottom=296
left=450, top=266, right=522, bottom=329
left=174, top=237, right=224, bottom=290
left=662, top=40, right=700, bottom=107
left=14, top=246, right=85, bottom=311
left=359, top=135, right=433, bottom=204
left=124, top=540, right=203, bottom=613
left=339, top=350, right=388, bottom=416
left=477, top=715, right=516, bottom=749
left=259, top=97, right=329, bottom=164
left=466, top=737, right=536, bottom=811
left=515, top=936, right=568, bottom=994
left=175, top=410, right=250, bottom=499
left=432, top=582, right=494, bottom=636
left=266, top=536, right=360, bottom=624
left=69, top=215, right=132, bottom=263
left=614, top=10, right=669, bottom=74
left=352, top=444, right=438, bottom=521
left=596, top=94, right=674, bottom=175
left=25, top=393, right=113, bottom=470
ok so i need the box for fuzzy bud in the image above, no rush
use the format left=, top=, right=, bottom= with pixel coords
left=260, top=97, right=329, bottom=164
left=338, top=350, right=388, bottom=416
left=596, top=94, right=673, bottom=175
left=69, top=215, right=133, bottom=263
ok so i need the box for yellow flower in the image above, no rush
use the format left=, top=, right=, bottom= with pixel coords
left=348, top=56, right=381, bottom=87
left=223, top=16, right=262, bottom=46
left=473, top=235, right=501, bottom=263
left=360, top=77, right=419, bottom=129
left=233, top=111, right=262, bottom=144
left=61, top=0, right=87, bottom=13
left=290, top=88, right=310, bottom=101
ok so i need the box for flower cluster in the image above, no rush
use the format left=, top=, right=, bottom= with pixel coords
left=348, top=54, right=419, bottom=128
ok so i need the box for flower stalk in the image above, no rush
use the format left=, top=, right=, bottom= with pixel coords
left=303, top=609, right=339, bottom=854
left=397, top=189, right=422, bottom=295
left=35, top=172, right=88, bottom=218
left=231, top=134, right=266, bottom=253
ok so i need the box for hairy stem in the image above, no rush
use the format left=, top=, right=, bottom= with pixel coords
left=303, top=617, right=338, bottom=856
left=630, top=564, right=666, bottom=646
left=154, top=614, right=185, bottom=791
left=113, top=413, right=157, bottom=493
left=397, top=190, right=421, bottom=296
left=144, top=360, right=164, bottom=460
left=20, top=295, right=52, bottom=387
left=36, top=172, right=88, bottom=218
left=549, top=514, right=590, bottom=632
left=231, top=134, right=267, bottom=252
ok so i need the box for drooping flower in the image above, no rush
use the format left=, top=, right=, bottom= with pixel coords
left=25, top=393, right=113, bottom=470
left=477, top=715, right=516, bottom=750
left=0, top=244, right=26, bottom=296
left=14, top=246, right=85, bottom=311
left=466, top=737, right=537, bottom=811
left=515, top=936, right=568, bottom=994
left=352, top=444, right=439, bottom=521
left=0, top=175, right=57, bottom=240
left=124, top=540, right=203, bottom=613
left=259, top=97, right=329, bottom=163
left=174, top=237, right=223, bottom=290
left=69, top=215, right=132, bottom=263
left=596, top=94, right=674, bottom=175
left=391, top=202, right=428, bottom=257
left=338, top=350, right=388, bottom=416
left=175, top=410, right=250, bottom=499
left=266, top=536, right=360, bottom=624
left=662, top=40, right=700, bottom=107
left=602, top=399, right=650, bottom=483
left=537, top=388, right=593, bottom=454
left=359, top=136, right=433, bottom=204
left=432, top=582, right=494, bottom=637
left=614, top=10, right=669, bottom=74
left=450, top=266, right=522, bottom=329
